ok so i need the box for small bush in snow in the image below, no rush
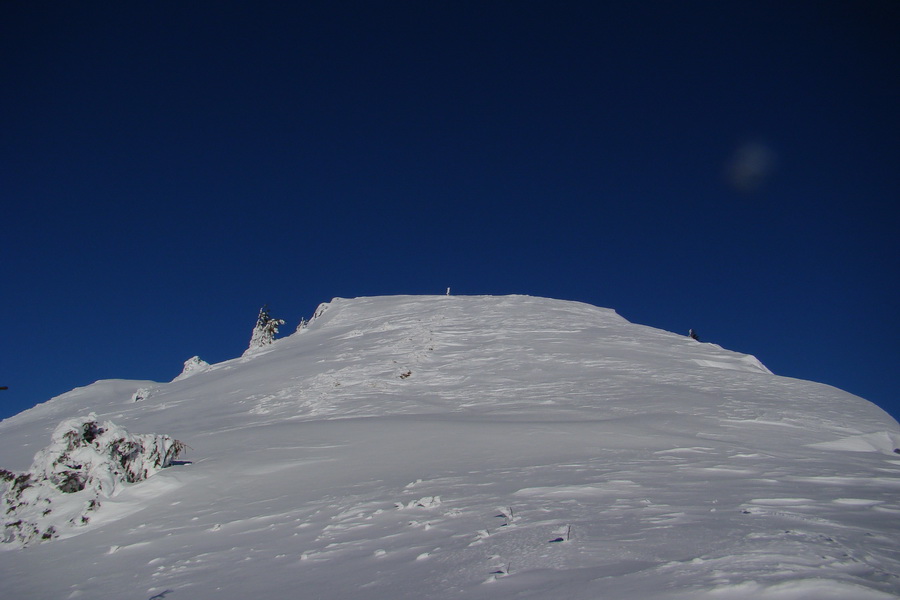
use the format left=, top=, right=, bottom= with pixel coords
left=1, top=414, right=185, bottom=546
left=549, top=524, right=573, bottom=543
left=295, top=317, right=309, bottom=333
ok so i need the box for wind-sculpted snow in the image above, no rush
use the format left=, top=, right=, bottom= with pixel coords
left=0, top=295, right=898, bottom=599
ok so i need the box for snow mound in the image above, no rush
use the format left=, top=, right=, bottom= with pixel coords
left=1, top=414, right=184, bottom=546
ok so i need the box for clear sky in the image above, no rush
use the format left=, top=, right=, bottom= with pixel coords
left=1, top=1, right=897, bottom=423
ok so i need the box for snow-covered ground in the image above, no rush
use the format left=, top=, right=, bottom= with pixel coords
left=2, top=295, right=899, bottom=599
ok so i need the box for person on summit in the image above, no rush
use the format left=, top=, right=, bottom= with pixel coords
left=689, top=329, right=700, bottom=341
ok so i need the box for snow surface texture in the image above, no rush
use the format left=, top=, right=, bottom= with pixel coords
left=1, top=414, right=184, bottom=546
left=1, top=295, right=899, bottom=599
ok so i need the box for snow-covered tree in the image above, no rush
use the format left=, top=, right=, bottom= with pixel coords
left=1, top=414, right=185, bottom=546
left=246, top=305, right=285, bottom=353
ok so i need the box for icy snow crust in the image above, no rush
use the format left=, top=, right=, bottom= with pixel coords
left=1, top=295, right=899, bottom=599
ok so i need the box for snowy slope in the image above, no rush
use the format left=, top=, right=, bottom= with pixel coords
left=1, top=295, right=899, bottom=599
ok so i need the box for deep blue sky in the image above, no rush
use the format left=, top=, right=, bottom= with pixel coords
left=2, top=2, right=897, bottom=423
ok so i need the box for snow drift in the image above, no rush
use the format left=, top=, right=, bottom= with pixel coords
left=1, top=295, right=898, bottom=599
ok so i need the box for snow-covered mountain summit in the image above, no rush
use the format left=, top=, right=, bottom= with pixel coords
left=2, top=295, right=899, bottom=599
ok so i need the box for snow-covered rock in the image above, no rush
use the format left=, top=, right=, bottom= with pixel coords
left=172, top=355, right=210, bottom=382
left=130, top=387, right=153, bottom=402
left=0, top=295, right=898, bottom=599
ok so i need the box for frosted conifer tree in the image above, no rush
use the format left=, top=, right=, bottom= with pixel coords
left=246, top=305, right=285, bottom=353
left=1, top=414, right=185, bottom=546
